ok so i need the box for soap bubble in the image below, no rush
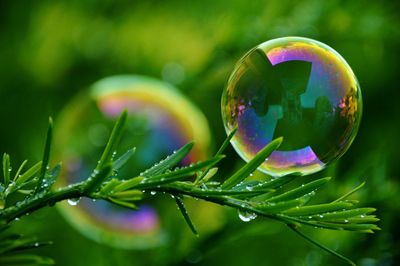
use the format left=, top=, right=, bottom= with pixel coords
left=222, top=37, right=362, bottom=177
left=55, top=75, right=217, bottom=249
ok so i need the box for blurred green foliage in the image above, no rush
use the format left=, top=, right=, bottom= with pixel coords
left=0, top=0, right=399, bottom=265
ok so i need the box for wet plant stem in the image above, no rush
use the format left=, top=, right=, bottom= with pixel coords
left=0, top=183, right=86, bottom=223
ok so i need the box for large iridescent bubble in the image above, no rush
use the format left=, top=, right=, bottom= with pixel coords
left=55, top=75, right=216, bottom=249
left=222, top=37, right=362, bottom=177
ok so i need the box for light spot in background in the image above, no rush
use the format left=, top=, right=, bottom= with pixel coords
left=162, top=62, right=185, bottom=85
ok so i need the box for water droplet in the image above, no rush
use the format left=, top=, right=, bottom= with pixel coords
left=150, top=191, right=157, bottom=195
left=67, top=198, right=80, bottom=206
left=238, top=210, right=257, bottom=222
left=344, top=219, right=349, bottom=223
left=186, top=249, right=203, bottom=264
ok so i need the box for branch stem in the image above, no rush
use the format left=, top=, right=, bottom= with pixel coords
left=0, top=183, right=86, bottom=223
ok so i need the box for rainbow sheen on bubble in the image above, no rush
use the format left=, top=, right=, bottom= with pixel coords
left=222, top=37, right=362, bottom=177
left=55, top=75, right=212, bottom=249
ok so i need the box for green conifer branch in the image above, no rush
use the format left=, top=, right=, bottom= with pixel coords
left=0, top=112, right=379, bottom=266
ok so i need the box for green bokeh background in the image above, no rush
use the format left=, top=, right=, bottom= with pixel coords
left=0, top=0, right=399, bottom=265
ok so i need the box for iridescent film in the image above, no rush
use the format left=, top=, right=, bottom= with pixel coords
left=222, top=37, right=362, bottom=177
left=55, top=75, right=211, bottom=248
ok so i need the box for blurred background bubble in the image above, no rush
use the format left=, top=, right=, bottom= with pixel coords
left=54, top=75, right=220, bottom=250
left=0, top=0, right=399, bottom=265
